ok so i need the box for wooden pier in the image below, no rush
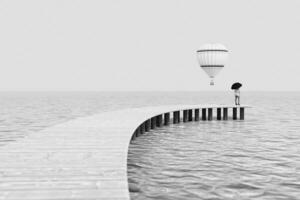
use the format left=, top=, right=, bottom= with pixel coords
left=0, top=105, right=250, bottom=200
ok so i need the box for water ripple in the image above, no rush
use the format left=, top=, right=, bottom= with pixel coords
left=128, top=93, right=300, bottom=199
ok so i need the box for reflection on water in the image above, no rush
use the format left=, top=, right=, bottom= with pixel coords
left=128, top=93, right=300, bottom=199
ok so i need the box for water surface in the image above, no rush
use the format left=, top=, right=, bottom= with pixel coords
left=128, top=92, right=300, bottom=200
left=1, top=91, right=299, bottom=199
left=0, top=91, right=233, bottom=145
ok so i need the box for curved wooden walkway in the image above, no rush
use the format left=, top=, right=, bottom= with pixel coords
left=0, top=105, right=249, bottom=200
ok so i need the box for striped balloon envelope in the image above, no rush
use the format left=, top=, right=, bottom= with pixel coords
left=196, top=44, right=229, bottom=85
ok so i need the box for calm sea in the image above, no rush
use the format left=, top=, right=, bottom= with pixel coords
left=0, top=92, right=299, bottom=199
left=0, top=91, right=238, bottom=145
left=128, top=92, right=300, bottom=200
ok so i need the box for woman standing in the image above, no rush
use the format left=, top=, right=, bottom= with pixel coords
left=234, top=89, right=240, bottom=105
left=231, top=82, right=242, bottom=105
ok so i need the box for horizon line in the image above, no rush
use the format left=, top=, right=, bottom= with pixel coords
left=0, top=90, right=299, bottom=93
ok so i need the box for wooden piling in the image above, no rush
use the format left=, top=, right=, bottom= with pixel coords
left=223, top=108, right=228, bottom=120
left=139, top=123, right=145, bottom=135
left=156, top=115, right=163, bottom=127
left=173, top=111, right=180, bottom=124
left=183, top=110, right=188, bottom=122
left=175, top=111, right=180, bottom=123
left=151, top=117, right=156, bottom=129
left=164, top=113, right=170, bottom=125
left=173, top=111, right=177, bottom=124
left=240, top=107, right=245, bottom=120
left=208, top=108, right=213, bottom=121
left=217, top=108, right=221, bottom=120
left=202, top=108, right=207, bottom=120
left=188, top=109, right=193, bottom=121
left=145, top=119, right=151, bottom=132
left=131, top=134, right=135, bottom=141
left=233, top=107, right=237, bottom=120
left=194, top=109, right=200, bottom=121
left=135, top=126, right=140, bottom=137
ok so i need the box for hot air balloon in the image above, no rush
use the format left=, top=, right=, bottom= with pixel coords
left=196, top=44, right=229, bottom=85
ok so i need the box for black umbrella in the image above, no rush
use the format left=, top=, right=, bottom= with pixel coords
left=231, top=82, right=242, bottom=90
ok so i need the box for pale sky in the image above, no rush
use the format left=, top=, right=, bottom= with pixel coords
left=0, top=0, right=300, bottom=91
